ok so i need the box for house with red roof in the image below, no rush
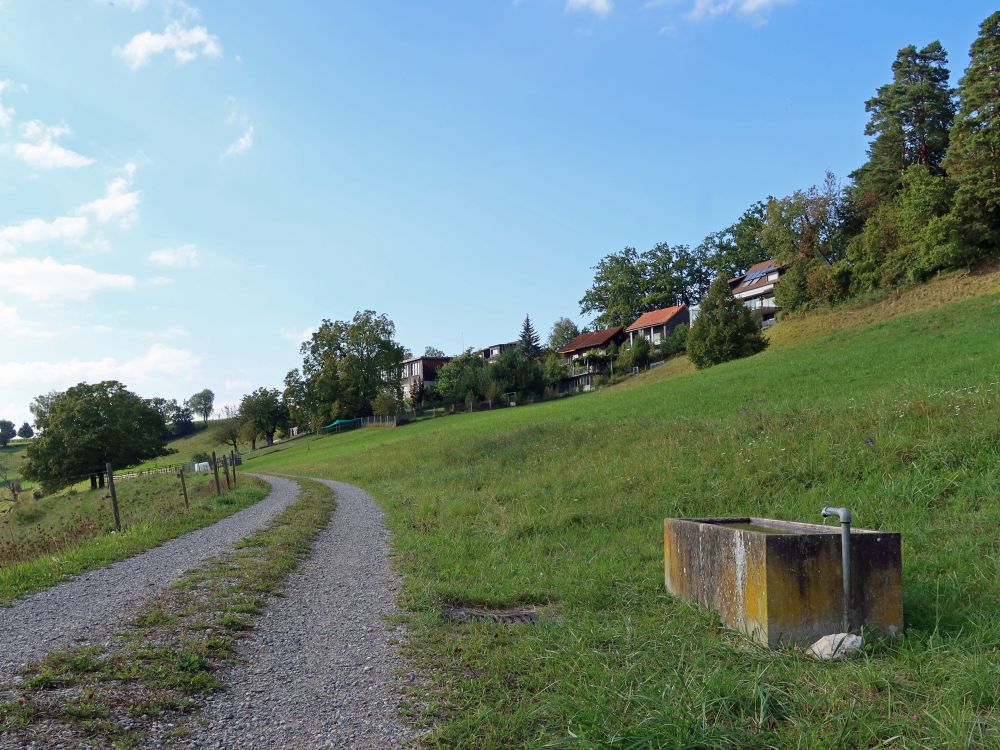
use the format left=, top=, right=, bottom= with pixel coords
left=728, top=259, right=785, bottom=328
left=558, top=325, right=626, bottom=365
left=625, top=304, right=689, bottom=347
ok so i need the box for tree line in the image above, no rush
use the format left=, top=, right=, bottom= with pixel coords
left=578, top=12, right=1000, bottom=326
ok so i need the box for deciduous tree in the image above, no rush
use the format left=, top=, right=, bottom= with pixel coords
left=22, top=381, right=168, bottom=491
left=580, top=247, right=648, bottom=329
left=0, top=420, right=15, bottom=448
left=435, top=351, right=489, bottom=405
left=240, top=388, right=288, bottom=447
left=494, top=346, right=544, bottom=398
left=186, top=389, right=215, bottom=424
left=212, top=405, right=243, bottom=453
left=547, top=318, right=580, bottom=352
left=296, top=310, right=405, bottom=420
left=700, top=201, right=772, bottom=280
left=17, top=422, right=34, bottom=440
left=542, top=351, right=568, bottom=388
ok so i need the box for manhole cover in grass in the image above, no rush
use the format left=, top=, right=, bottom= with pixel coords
left=445, top=607, right=539, bottom=625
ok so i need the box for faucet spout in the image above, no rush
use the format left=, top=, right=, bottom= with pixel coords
left=822, top=506, right=852, bottom=524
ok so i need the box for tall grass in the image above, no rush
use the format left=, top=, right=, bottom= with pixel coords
left=0, top=473, right=268, bottom=605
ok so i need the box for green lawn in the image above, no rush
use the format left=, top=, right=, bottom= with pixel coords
left=249, top=289, right=1000, bottom=748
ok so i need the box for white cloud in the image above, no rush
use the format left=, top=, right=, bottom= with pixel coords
left=566, top=0, right=613, bottom=15
left=149, top=244, right=199, bottom=268
left=222, top=126, right=253, bottom=158
left=0, top=302, right=53, bottom=338
left=117, top=22, right=222, bottom=69
left=223, top=378, right=252, bottom=392
left=147, top=275, right=174, bottom=286
left=11, top=119, right=94, bottom=170
left=79, top=163, right=142, bottom=226
left=0, top=215, right=89, bottom=254
left=686, top=0, right=793, bottom=20
left=0, top=257, right=135, bottom=302
left=0, top=344, right=201, bottom=392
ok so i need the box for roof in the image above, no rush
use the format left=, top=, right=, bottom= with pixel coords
left=402, top=355, right=451, bottom=365
left=558, top=326, right=624, bottom=354
left=729, top=260, right=783, bottom=295
left=626, top=305, right=687, bottom=333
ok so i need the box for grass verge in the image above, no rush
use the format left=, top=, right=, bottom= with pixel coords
left=0, top=473, right=269, bottom=606
left=249, top=291, right=1000, bottom=748
left=0, top=478, right=335, bottom=749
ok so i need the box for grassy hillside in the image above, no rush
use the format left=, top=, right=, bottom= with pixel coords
left=130, top=419, right=242, bottom=470
left=249, top=282, right=1000, bottom=748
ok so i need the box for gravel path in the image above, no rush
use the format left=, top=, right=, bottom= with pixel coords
left=168, top=479, right=415, bottom=750
left=0, top=474, right=299, bottom=676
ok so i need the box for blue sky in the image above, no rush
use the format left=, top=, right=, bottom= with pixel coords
left=0, top=0, right=995, bottom=425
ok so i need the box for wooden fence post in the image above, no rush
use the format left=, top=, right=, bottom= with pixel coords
left=178, top=468, right=189, bottom=508
left=222, top=455, right=232, bottom=490
left=106, top=462, right=122, bottom=532
left=211, top=451, right=222, bottom=496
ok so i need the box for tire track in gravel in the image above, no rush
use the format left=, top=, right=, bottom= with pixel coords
left=0, top=475, right=299, bottom=676
left=166, top=479, right=415, bottom=750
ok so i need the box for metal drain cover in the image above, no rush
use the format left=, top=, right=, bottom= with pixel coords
left=445, top=607, right=539, bottom=625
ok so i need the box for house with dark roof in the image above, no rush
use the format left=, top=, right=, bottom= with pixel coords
left=728, top=260, right=784, bottom=329
left=556, top=325, right=627, bottom=393
left=399, top=355, right=451, bottom=398
left=625, top=304, right=689, bottom=347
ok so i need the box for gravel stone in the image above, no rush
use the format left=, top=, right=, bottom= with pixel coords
left=163, top=479, right=415, bottom=750
left=0, top=475, right=299, bottom=675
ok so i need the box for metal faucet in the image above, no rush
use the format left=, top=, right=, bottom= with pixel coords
left=822, top=507, right=852, bottom=632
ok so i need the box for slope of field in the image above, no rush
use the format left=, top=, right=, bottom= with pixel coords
left=248, top=290, right=999, bottom=748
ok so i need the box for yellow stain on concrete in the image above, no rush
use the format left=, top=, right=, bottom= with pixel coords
left=664, top=518, right=904, bottom=647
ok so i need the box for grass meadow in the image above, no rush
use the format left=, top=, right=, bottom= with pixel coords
left=0, top=472, right=268, bottom=605
left=248, top=280, right=1000, bottom=748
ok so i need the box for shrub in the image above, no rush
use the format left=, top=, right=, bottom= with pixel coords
left=687, top=276, right=768, bottom=369
left=372, top=390, right=401, bottom=417
left=657, top=324, right=689, bottom=359
left=617, top=336, right=651, bottom=371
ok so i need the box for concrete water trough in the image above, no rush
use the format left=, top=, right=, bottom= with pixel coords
left=663, top=515, right=903, bottom=647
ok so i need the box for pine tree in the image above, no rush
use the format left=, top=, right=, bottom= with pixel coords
left=944, top=11, right=1000, bottom=251
left=852, top=42, right=955, bottom=211
left=686, top=277, right=767, bottom=369
left=519, top=314, right=541, bottom=358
